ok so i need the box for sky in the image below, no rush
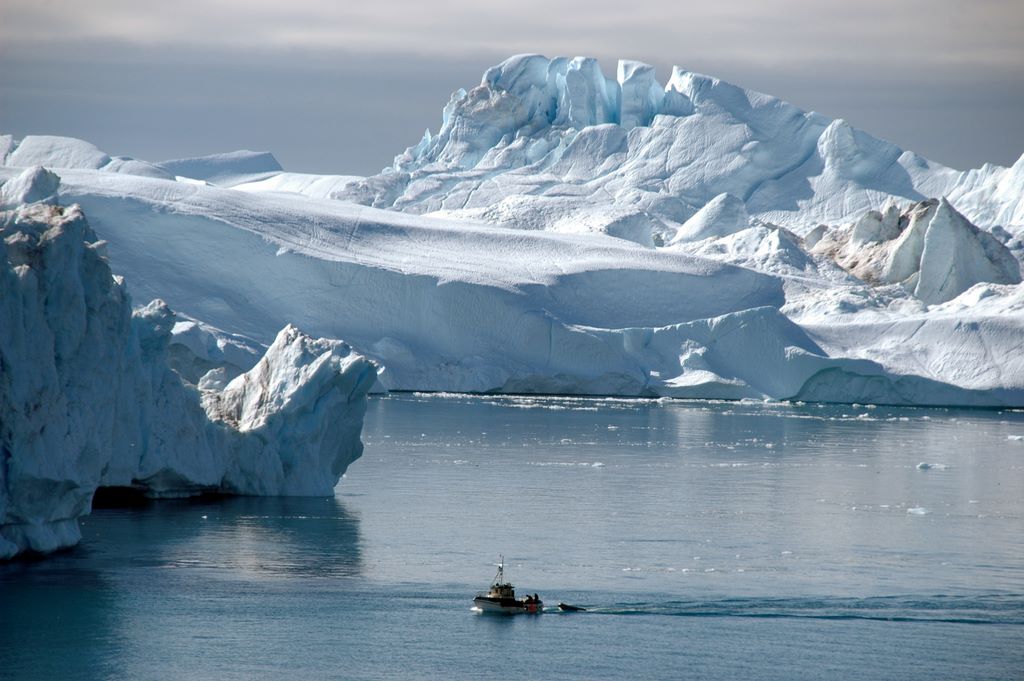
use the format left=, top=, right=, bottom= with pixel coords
left=1, top=1, right=1023, bottom=175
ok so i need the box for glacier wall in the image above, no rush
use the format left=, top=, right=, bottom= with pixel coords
left=0, top=183, right=377, bottom=559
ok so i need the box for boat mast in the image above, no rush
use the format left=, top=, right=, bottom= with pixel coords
left=494, top=554, right=505, bottom=585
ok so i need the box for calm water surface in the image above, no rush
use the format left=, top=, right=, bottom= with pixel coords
left=2, top=395, right=1023, bottom=679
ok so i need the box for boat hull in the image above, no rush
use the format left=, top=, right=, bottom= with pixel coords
left=473, top=596, right=543, bottom=614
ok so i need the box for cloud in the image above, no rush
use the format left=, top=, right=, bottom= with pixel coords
left=2, top=0, right=1023, bottom=70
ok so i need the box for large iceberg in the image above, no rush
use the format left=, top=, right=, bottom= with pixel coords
left=2, top=55, right=1023, bottom=407
left=0, top=178, right=377, bottom=558
left=0, top=161, right=1013, bottom=405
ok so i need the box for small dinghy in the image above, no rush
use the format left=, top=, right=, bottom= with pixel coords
left=557, top=602, right=586, bottom=612
left=473, top=556, right=543, bottom=614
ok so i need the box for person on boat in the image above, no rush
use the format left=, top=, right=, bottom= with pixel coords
left=533, top=593, right=539, bottom=602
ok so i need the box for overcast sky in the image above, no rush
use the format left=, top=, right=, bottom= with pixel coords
left=2, top=1, right=1023, bottom=174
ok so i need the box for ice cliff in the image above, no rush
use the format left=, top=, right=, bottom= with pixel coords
left=0, top=173, right=377, bottom=558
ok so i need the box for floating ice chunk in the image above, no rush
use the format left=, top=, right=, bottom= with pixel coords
left=916, top=462, right=951, bottom=470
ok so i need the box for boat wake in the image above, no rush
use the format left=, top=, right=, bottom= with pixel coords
left=563, top=595, right=1024, bottom=625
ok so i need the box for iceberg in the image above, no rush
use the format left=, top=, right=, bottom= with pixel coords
left=2, top=54, right=1023, bottom=407
left=0, top=178, right=377, bottom=559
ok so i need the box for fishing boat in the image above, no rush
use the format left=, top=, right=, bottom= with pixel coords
left=473, top=556, right=543, bottom=614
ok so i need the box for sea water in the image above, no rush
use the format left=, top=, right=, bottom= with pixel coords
left=2, top=395, right=1022, bottom=679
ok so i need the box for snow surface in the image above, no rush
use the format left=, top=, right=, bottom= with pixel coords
left=155, top=150, right=283, bottom=186
left=230, top=172, right=365, bottom=199
left=669, top=193, right=750, bottom=244
left=1, top=135, right=173, bottom=180
left=0, top=184, right=377, bottom=558
left=1, top=54, right=1023, bottom=406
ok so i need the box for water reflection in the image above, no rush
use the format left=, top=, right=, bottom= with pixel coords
left=108, top=495, right=365, bottom=580
left=2, top=495, right=363, bottom=583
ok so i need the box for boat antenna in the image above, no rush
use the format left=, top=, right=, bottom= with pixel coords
left=494, top=554, right=504, bottom=585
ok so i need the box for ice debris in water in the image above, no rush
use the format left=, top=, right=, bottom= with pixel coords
left=916, top=462, right=952, bottom=470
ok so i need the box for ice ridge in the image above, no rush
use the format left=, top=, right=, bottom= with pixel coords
left=335, top=54, right=1022, bottom=241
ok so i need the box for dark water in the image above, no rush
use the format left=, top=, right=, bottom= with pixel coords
left=3, top=395, right=1023, bottom=680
